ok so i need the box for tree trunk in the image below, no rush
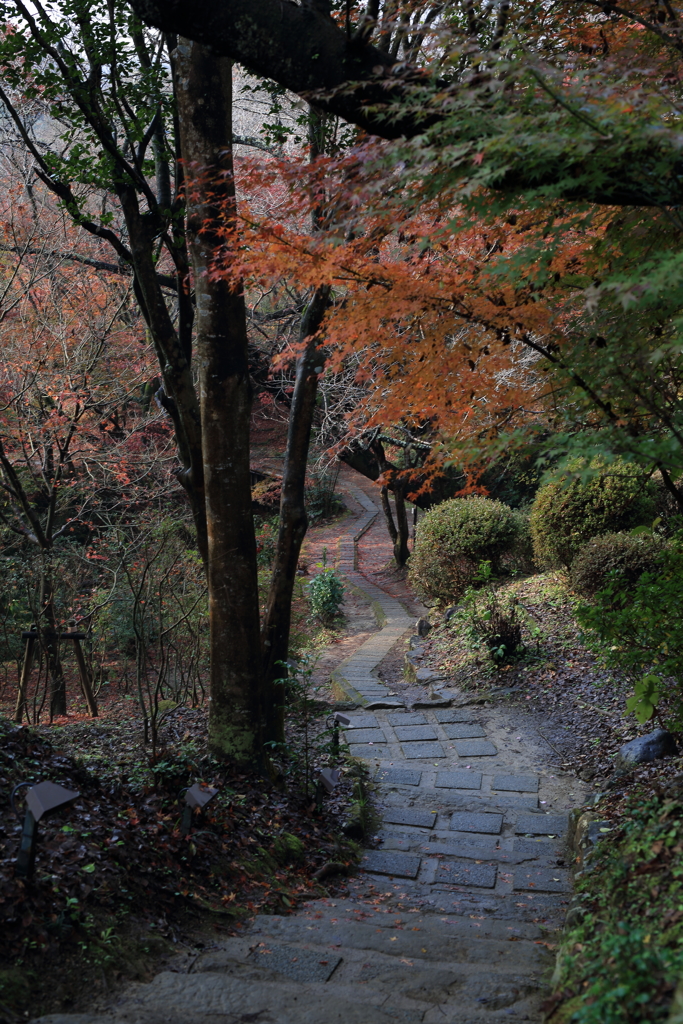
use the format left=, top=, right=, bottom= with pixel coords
left=39, top=562, right=66, bottom=719
left=175, top=39, right=263, bottom=763
left=261, top=286, right=330, bottom=742
left=392, top=478, right=410, bottom=567
left=118, top=185, right=208, bottom=567
left=379, top=481, right=410, bottom=566
left=372, top=440, right=410, bottom=566
left=380, top=484, right=398, bottom=547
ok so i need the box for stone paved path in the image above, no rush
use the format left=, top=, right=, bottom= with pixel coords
left=330, top=481, right=414, bottom=706
left=32, top=482, right=588, bottom=1024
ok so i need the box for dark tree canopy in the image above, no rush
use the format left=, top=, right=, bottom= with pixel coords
left=128, top=0, right=683, bottom=207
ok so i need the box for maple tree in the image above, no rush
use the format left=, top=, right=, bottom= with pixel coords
left=183, top=0, right=683, bottom=516
left=0, top=176, right=177, bottom=719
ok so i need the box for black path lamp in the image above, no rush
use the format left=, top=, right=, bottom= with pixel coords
left=328, top=712, right=351, bottom=756
left=12, top=781, right=80, bottom=879
left=181, top=783, right=218, bottom=834
left=314, top=768, right=341, bottom=812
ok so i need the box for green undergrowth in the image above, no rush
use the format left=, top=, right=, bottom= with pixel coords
left=425, top=571, right=578, bottom=687
left=550, top=782, right=683, bottom=1023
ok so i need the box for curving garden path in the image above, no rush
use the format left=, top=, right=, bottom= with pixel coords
left=32, top=476, right=588, bottom=1024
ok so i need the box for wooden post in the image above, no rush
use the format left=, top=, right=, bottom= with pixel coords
left=14, top=633, right=36, bottom=723
left=71, top=636, right=98, bottom=718
left=15, top=630, right=98, bottom=721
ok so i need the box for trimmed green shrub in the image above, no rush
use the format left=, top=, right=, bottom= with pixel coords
left=570, top=532, right=664, bottom=597
left=408, top=495, right=521, bottom=603
left=576, top=534, right=683, bottom=727
left=307, top=567, right=344, bottom=623
left=530, top=461, right=656, bottom=569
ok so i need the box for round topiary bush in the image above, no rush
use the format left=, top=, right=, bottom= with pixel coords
left=570, top=532, right=664, bottom=597
left=407, top=495, right=521, bottom=603
left=530, top=461, right=656, bottom=569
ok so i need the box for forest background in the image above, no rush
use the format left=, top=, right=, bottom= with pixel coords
left=0, top=0, right=682, bottom=765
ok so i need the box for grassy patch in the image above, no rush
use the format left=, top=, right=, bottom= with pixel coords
left=424, top=571, right=580, bottom=688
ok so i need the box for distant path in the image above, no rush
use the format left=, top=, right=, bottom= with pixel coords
left=329, top=480, right=413, bottom=706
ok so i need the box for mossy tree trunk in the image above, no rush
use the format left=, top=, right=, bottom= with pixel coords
left=175, top=39, right=263, bottom=762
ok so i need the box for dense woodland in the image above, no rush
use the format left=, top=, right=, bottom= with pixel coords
left=2, top=0, right=683, bottom=1020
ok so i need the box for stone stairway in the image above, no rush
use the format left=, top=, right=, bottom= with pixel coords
left=31, top=486, right=587, bottom=1024
left=32, top=699, right=584, bottom=1023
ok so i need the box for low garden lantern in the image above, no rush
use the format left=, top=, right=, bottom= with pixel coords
left=12, top=780, right=80, bottom=879
left=181, top=783, right=218, bottom=834
left=315, top=768, right=341, bottom=812
left=329, top=711, right=351, bottom=755
left=319, top=768, right=341, bottom=794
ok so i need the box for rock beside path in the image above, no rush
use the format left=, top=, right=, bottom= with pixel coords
left=617, top=728, right=678, bottom=766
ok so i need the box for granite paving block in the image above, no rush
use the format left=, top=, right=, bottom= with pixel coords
left=342, top=728, right=387, bottom=744
left=435, top=862, right=498, bottom=888
left=435, top=771, right=483, bottom=790
left=366, top=700, right=406, bottom=710
left=492, top=774, right=539, bottom=793
left=443, top=724, right=486, bottom=739
left=513, top=868, right=571, bottom=892
left=394, top=725, right=438, bottom=741
left=383, top=808, right=437, bottom=829
left=376, top=768, right=422, bottom=786
left=453, top=739, right=498, bottom=757
left=487, top=794, right=539, bottom=810
left=379, top=835, right=421, bottom=852
left=387, top=712, right=427, bottom=726
left=401, top=741, right=445, bottom=759
left=513, top=838, right=560, bottom=860
left=250, top=944, right=342, bottom=983
left=348, top=744, right=384, bottom=758
left=434, top=838, right=500, bottom=859
left=361, top=850, right=422, bottom=878
left=516, top=814, right=568, bottom=836
left=343, top=714, right=379, bottom=730
left=435, top=709, right=474, bottom=723
left=450, top=811, right=503, bottom=834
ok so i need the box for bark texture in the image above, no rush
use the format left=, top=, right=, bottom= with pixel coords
left=175, top=40, right=263, bottom=762
left=260, top=286, right=331, bottom=741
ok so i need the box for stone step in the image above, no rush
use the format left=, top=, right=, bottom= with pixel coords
left=29, top=972, right=428, bottom=1024
left=250, top=906, right=545, bottom=945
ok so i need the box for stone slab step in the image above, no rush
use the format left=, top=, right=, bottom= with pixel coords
left=443, top=724, right=486, bottom=739
left=362, top=850, right=422, bottom=877
left=515, top=814, right=568, bottom=836
left=376, top=768, right=423, bottom=786
left=249, top=911, right=548, bottom=957
left=401, top=742, right=445, bottom=759
left=435, top=861, right=498, bottom=888
left=450, top=811, right=503, bottom=834
left=343, top=728, right=387, bottom=743
left=395, top=726, right=439, bottom=741
left=29, top=972, right=428, bottom=1024
left=190, top=938, right=549, bottom=1014
left=383, top=808, right=438, bottom=829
